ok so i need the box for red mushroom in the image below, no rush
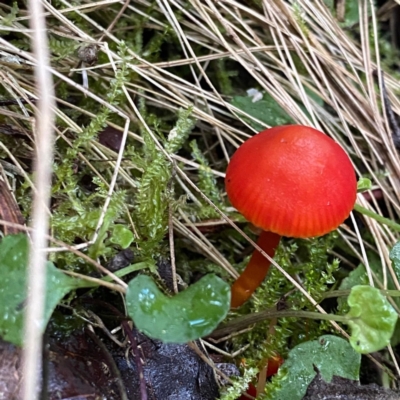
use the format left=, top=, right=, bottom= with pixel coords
left=225, top=125, right=357, bottom=308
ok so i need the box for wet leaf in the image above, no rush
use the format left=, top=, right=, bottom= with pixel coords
left=0, top=234, right=88, bottom=346
left=389, top=242, right=400, bottom=282
left=337, top=264, right=368, bottom=311
left=269, top=335, right=360, bottom=400
left=126, top=274, right=230, bottom=343
left=346, top=285, right=398, bottom=353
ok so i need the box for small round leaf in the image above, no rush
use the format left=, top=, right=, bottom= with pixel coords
left=356, top=177, right=372, bottom=192
left=346, top=285, right=398, bottom=353
left=126, top=274, right=230, bottom=343
left=110, top=225, right=134, bottom=249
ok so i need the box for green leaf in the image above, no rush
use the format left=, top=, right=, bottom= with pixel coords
left=126, top=274, right=230, bottom=343
left=357, top=177, right=372, bottom=192
left=231, top=93, right=294, bottom=131
left=231, top=89, right=323, bottom=131
left=346, top=285, right=398, bottom=353
left=388, top=244, right=400, bottom=346
left=390, top=242, right=400, bottom=283
left=339, top=265, right=369, bottom=290
left=0, top=234, right=87, bottom=346
left=110, top=224, right=134, bottom=248
left=269, top=335, right=360, bottom=400
left=337, top=264, right=368, bottom=311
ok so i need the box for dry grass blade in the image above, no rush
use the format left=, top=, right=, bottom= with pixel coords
left=0, top=167, right=24, bottom=235
left=21, top=0, right=56, bottom=399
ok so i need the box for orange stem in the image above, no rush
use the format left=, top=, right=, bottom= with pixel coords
left=230, top=231, right=281, bottom=308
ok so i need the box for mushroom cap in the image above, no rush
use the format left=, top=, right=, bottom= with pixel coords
left=225, top=125, right=357, bottom=238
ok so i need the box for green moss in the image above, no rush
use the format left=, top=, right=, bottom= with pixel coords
left=228, top=232, right=341, bottom=368
left=48, top=36, right=79, bottom=60
left=190, top=139, right=222, bottom=218
left=219, top=367, right=258, bottom=400
left=132, top=105, right=195, bottom=260
left=1, top=2, right=19, bottom=26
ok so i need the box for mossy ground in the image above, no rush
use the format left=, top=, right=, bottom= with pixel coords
left=1, top=0, right=400, bottom=398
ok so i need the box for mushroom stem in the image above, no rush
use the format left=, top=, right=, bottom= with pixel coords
left=231, top=231, right=281, bottom=308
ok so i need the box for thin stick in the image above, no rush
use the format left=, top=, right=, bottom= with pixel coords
left=387, top=344, right=400, bottom=378
left=378, top=70, right=400, bottom=149
left=188, top=341, right=233, bottom=384
left=98, top=0, right=132, bottom=42
left=169, top=203, right=178, bottom=294
left=122, top=323, right=148, bottom=400
left=350, top=211, right=373, bottom=286
left=85, top=327, right=129, bottom=400
left=22, top=0, right=56, bottom=398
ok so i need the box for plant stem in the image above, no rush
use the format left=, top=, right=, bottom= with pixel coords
left=212, top=285, right=400, bottom=338
left=354, top=203, right=400, bottom=232
left=323, top=288, right=400, bottom=299
left=209, top=308, right=350, bottom=339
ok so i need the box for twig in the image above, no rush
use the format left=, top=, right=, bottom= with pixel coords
left=22, top=0, right=56, bottom=398
left=98, top=0, right=132, bottom=42
left=334, top=0, right=346, bottom=22
left=89, top=300, right=148, bottom=400
left=379, top=70, right=400, bottom=149
left=85, top=327, right=129, bottom=400
left=188, top=341, right=233, bottom=384
left=0, top=97, right=36, bottom=106
left=122, top=322, right=148, bottom=400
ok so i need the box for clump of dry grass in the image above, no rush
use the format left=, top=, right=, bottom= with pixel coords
left=1, top=0, right=400, bottom=397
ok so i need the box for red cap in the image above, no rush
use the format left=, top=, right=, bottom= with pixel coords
left=225, top=125, right=357, bottom=238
